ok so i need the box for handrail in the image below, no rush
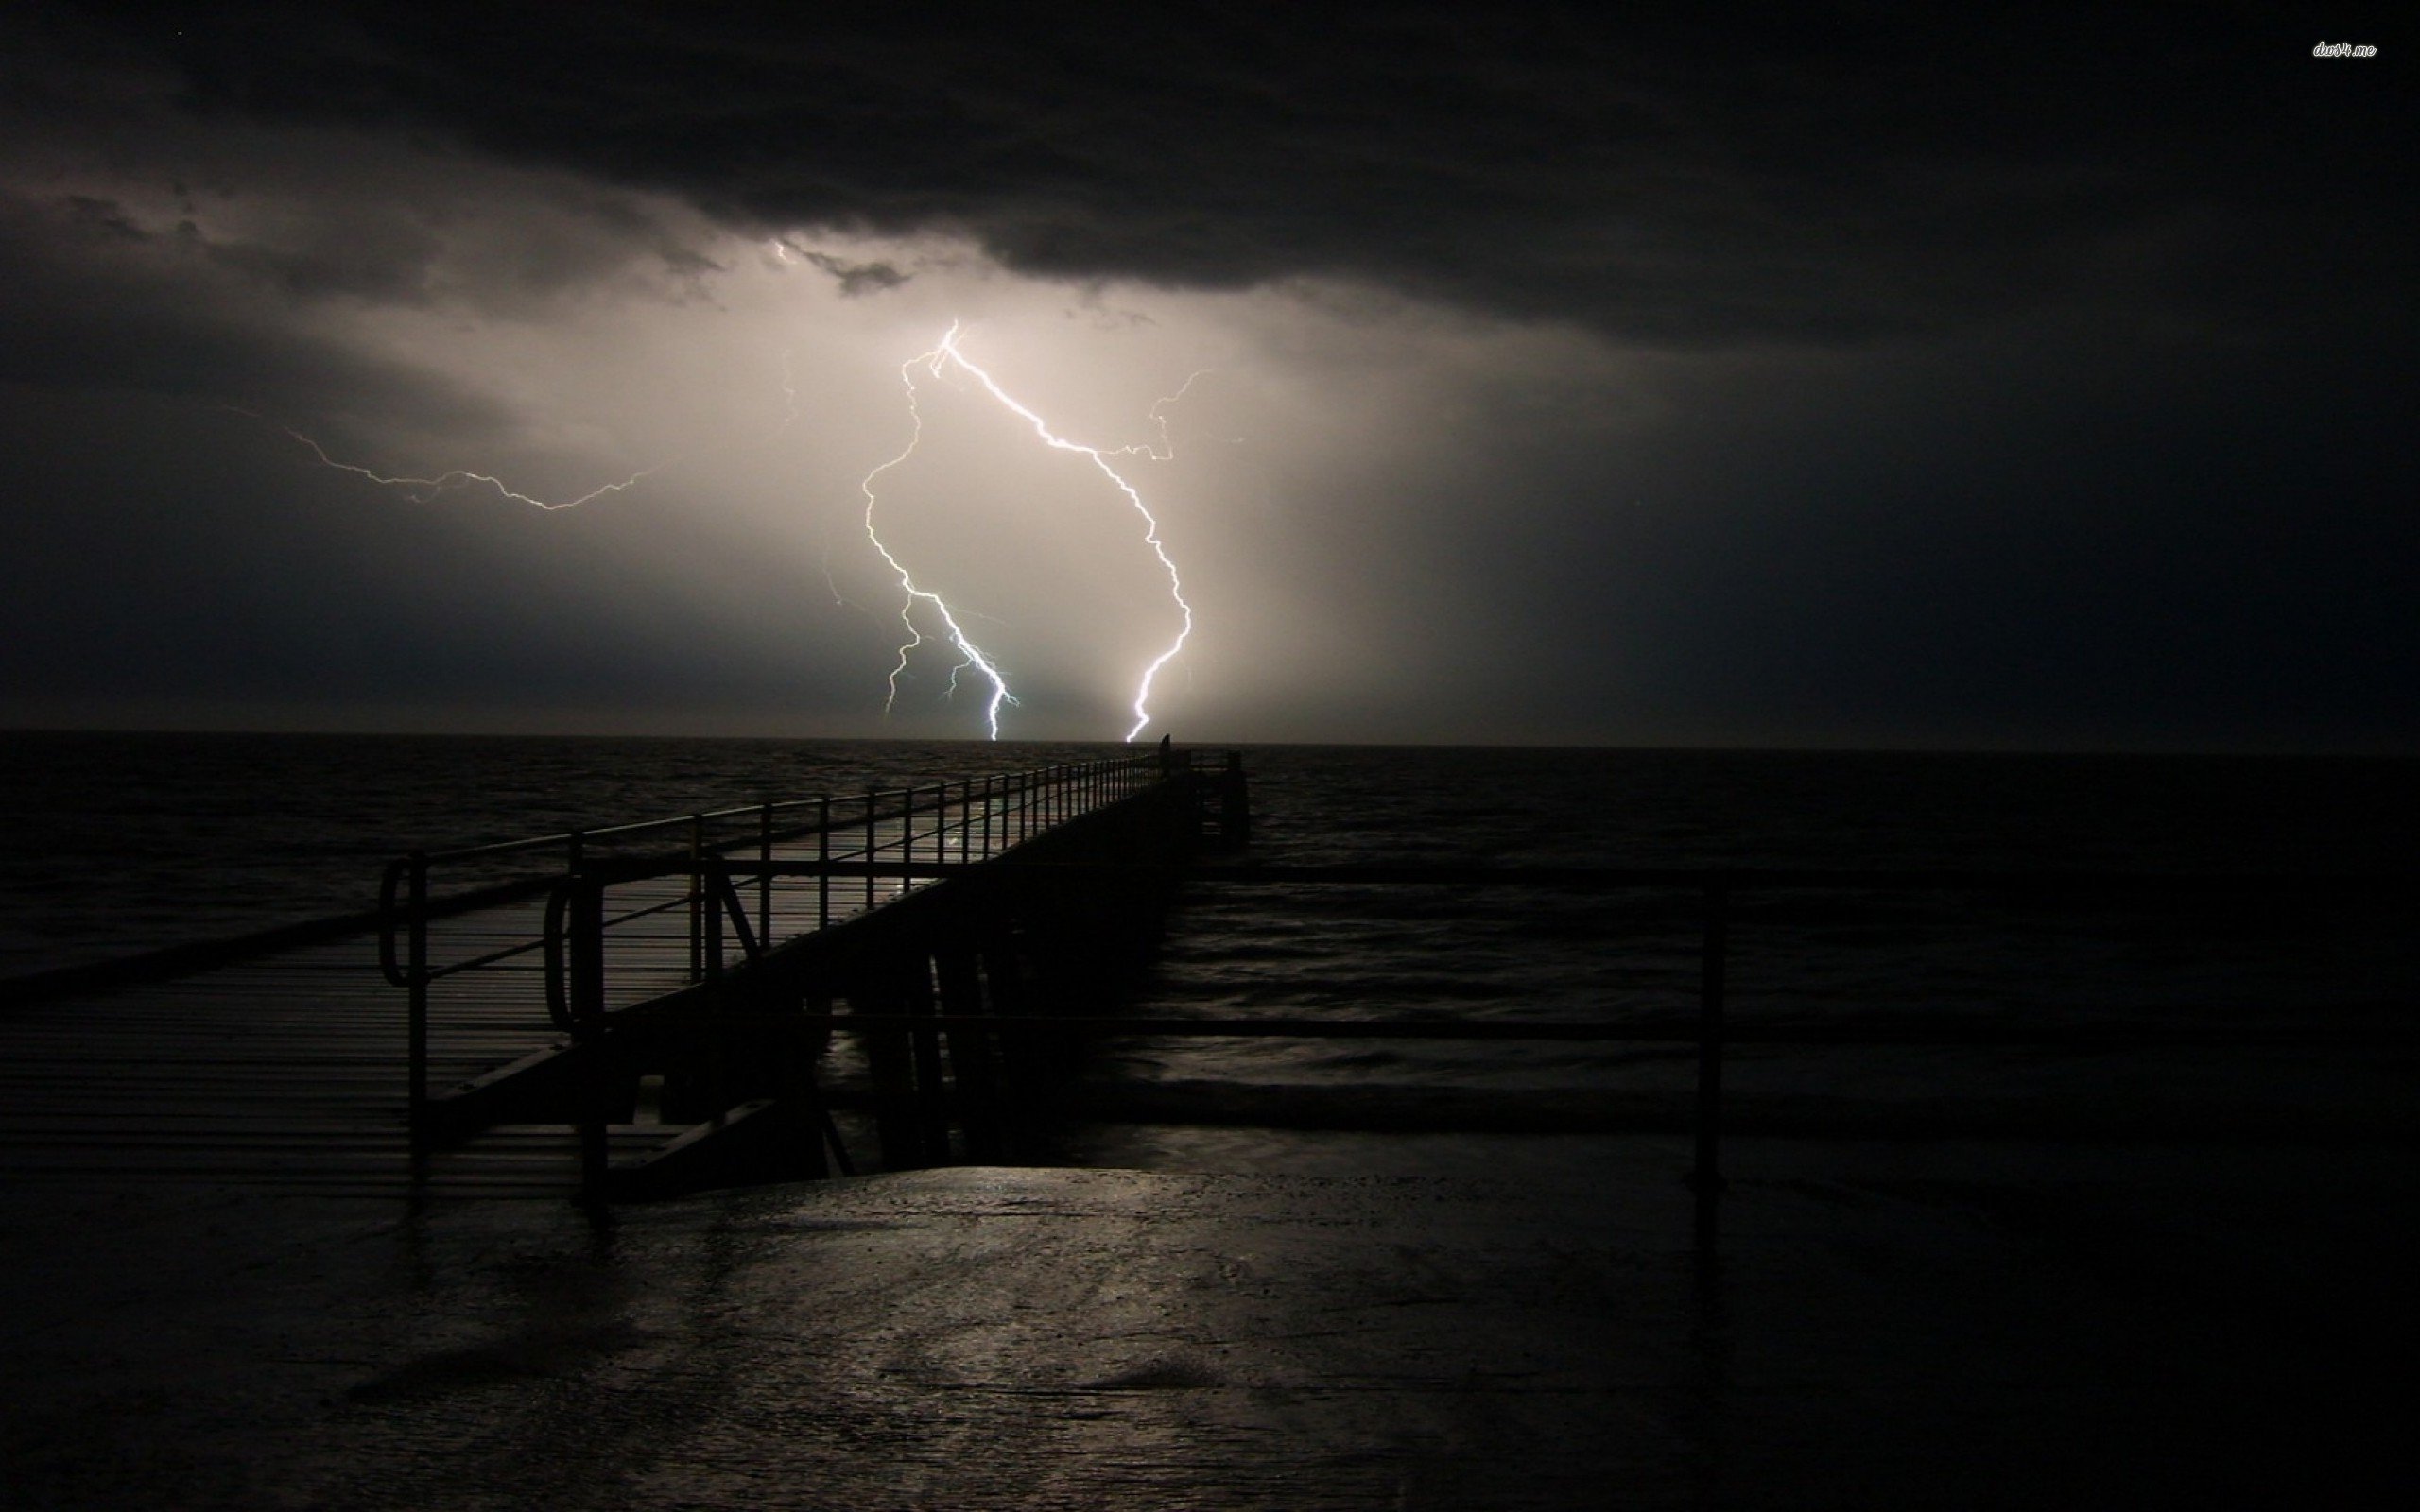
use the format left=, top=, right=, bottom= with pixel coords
left=379, top=756, right=1166, bottom=980
left=389, top=750, right=1173, bottom=1145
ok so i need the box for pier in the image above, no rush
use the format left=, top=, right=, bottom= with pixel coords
left=389, top=748, right=1247, bottom=1199
left=0, top=748, right=1245, bottom=1196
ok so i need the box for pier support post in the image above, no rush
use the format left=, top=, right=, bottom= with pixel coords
left=935, top=931, right=1002, bottom=1161
left=853, top=960, right=924, bottom=1170
left=1220, top=751, right=1252, bottom=848
left=906, top=950, right=952, bottom=1162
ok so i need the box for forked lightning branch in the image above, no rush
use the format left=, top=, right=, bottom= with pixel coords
left=857, top=322, right=1197, bottom=744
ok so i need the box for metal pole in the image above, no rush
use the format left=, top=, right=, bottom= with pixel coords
left=406, top=851, right=429, bottom=1159
left=688, top=814, right=706, bottom=983
left=572, top=875, right=609, bottom=1204
left=758, top=802, right=774, bottom=945
left=864, top=789, right=877, bottom=911
left=818, top=796, right=831, bottom=929
left=1692, top=877, right=1729, bottom=1255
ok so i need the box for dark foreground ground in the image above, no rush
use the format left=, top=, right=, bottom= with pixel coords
left=4, top=1135, right=2415, bottom=1510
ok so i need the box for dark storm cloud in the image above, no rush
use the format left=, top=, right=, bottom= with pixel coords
left=787, top=246, right=912, bottom=297
left=0, top=186, right=499, bottom=426
left=45, top=2, right=2408, bottom=347
left=2, top=1, right=2411, bottom=750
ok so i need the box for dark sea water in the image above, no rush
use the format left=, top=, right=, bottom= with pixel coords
left=1087, top=745, right=2420, bottom=1152
left=4, top=732, right=2415, bottom=1143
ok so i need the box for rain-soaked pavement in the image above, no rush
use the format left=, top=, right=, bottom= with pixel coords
left=4, top=1136, right=2414, bottom=1509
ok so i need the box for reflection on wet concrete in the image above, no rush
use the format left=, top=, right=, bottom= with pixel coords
left=3, top=1140, right=2414, bottom=1508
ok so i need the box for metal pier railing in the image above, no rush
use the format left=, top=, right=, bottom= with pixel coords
left=379, top=752, right=1201, bottom=1144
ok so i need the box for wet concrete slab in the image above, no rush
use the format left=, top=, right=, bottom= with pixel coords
left=4, top=1140, right=2414, bottom=1508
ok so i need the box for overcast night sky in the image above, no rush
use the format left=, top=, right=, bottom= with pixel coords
left=0, top=4, right=2409, bottom=750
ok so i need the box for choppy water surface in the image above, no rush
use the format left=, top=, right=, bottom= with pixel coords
left=1063, top=747, right=2420, bottom=1140
left=5, top=733, right=2414, bottom=1143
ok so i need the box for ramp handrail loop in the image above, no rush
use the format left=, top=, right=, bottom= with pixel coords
left=543, top=874, right=577, bottom=1032
left=377, top=854, right=416, bottom=988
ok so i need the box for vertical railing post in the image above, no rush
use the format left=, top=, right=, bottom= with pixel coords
left=1691, top=875, right=1730, bottom=1257
left=688, top=814, right=706, bottom=983
left=406, top=851, right=430, bottom=1158
left=818, top=796, right=832, bottom=929
left=571, top=874, right=609, bottom=1204
left=758, top=802, right=774, bottom=946
left=864, top=788, right=878, bottom=911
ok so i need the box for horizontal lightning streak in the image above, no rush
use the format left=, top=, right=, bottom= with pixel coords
left=277, top=429, right=665, bottom=511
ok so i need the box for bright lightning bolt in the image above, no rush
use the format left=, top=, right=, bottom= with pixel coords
left=861, top=322, right=1196, bottom=743
left=858, top=335, right=1018, bottom=739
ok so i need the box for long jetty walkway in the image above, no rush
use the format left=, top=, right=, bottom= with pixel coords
left=0, top=748, right=1245, bottom=1197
